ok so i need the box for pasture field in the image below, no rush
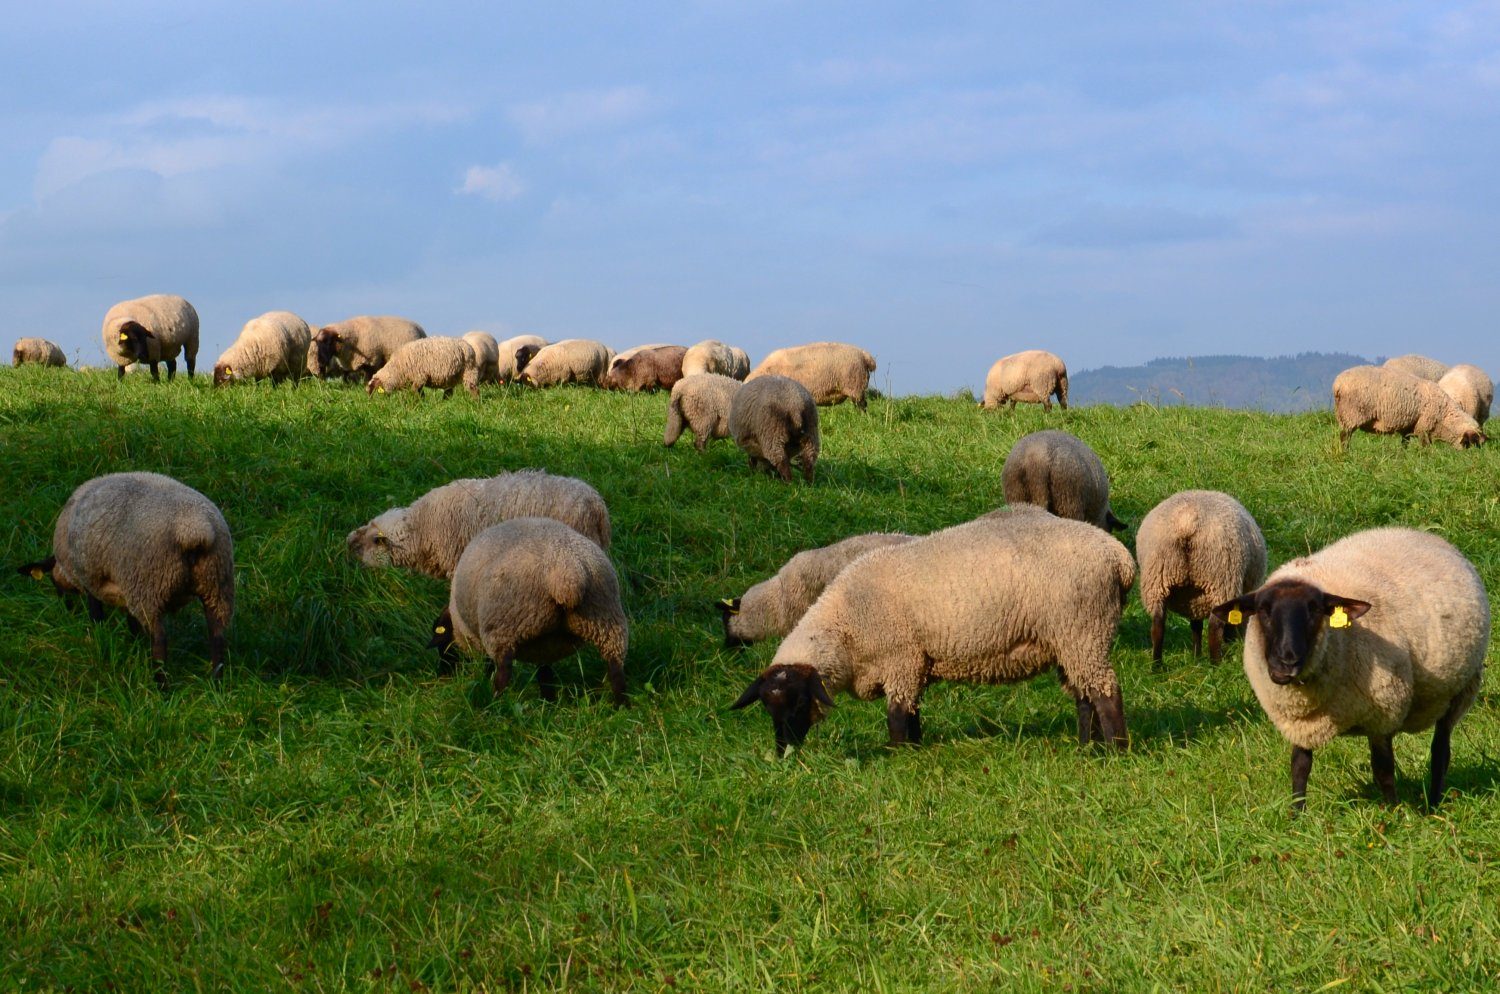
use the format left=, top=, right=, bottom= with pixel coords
left=2, top=367, right=1498, bottom=992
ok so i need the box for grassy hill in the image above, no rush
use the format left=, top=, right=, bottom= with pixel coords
left=1069, top=351, right=1372, bottom=412
left=2, top=369, right=1498, bottom=991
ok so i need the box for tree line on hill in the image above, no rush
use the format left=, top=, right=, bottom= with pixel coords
left=1068, top=352, right=1375, bottom=413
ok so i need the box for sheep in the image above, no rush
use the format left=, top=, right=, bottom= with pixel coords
left=426, top=517, right=628, bottom=704
left=1382, top=354, right=1448, bottom=381
left=1136, top=490, right=1266, bottom=665
left=12, top=337, right=67, bottom=368
left=731, top=506, right=1136, bottom=752
left=16, top=472, right=233, bottom=690
left=101, top=294, right=200, bottom=381
left=212, top=311, right=312, bottom=387
left=682, top=340, right=751, bottom=380
left=1437, top=363, right=1493, bottom=426
left=309, top=315, right=426, bottom=381
left=663, top=373, right=743, bottom=451
left=606, top=344, right=688, bottom=392
left=727, top=374, right=820, bottom=483
left=462, top=331, right=501, bottom=384
left=366, top=336, right=481, bottom=398
left=346, top=470, right=611, bottom=579
left=719, top=532, right=915, bottom=647
left=1210, top=528, right=1488, bottom=810
left=747, top=342, right=877, bottom=409
left=499, top=334, right=548, bottom=382
left=1333, top=365, right=1485, bottom=450
left=516, top=339, right=615, bottom=388
left=1001, top=430, right=1125, bottom=532
left=981, top=349, right=1069, bottom=411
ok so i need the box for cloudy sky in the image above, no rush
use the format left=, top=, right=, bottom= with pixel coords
left=5, top=1, right=1499, bottom=393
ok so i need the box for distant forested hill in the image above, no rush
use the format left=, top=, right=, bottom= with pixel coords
left=1069, top=352, right=1373, bottom=412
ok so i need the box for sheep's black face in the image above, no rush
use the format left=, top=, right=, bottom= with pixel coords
left=514, top=344, right=541, bottom=373
left=116, top=322, right=153, bottom=362
left=718, top=597, right=747, bottom=648
left=313, top=331, right=339, bottom=374
left=730, top=664, right=834, bottom=752
left=1212, top=582, right=1371, bottom=685
left=427, top=608, right=460, bottom=675
left=1461, top=429, right=1485, bottom=449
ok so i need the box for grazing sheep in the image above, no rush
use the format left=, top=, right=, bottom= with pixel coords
left=1001, top=430, right=1125, bottom=532
left=347, top=470, right=611, bottom=579
left=462, top=331, right=501, bottom=384
left=682, top=340, right=751, bottom=380
left=13, top=337, right=67, bottom=368
left=1437, top=363, right=1493, bottom=426
left=663, top=373, right=743, bottom=451
left=1333, top=365, right=1485, bottom=449
left=1136, top=490, right=1266, bottom=665
left=309, top=315, right=425, bottom=381
left=719, top=533, right=915, bottom=647
left=731, top=507, right=1135, bottom=752
left=517, top=339, right=615, bottom=388
left=500, top=334, right=549, bottom=381
left=728, top=375, right=820, bottom=483
left=1383, top=354, right=1448, bottom=381
left=747, top=342, right=877, bottom=409
left=212, top=311, right=312, bottom=387
left=981, top=350, right=1069, bottom=411
left=607, top=344, right=688, bottom=392
left=1211, top=528, right=1488, bottom=810
left=16, top=472, right=233, bottom=690
left=101, top=294, right=200, bottom=381
left=366, top=336, right=480, bottom=398
left=427, top=517, right=628, bottom=704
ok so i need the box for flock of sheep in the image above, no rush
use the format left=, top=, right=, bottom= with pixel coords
left=10, top=294, right=1497, bottom=813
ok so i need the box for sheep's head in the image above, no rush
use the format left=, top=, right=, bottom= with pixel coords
left=312, top=328, right=341, bottom=375
left=346, top=511, right=407, bottom=568
left=731, top=663, right=834, bottom=753
left=717, top=597, right=748, bottom=648
left=115, top=321, right=154, bottom=362
left=212, top=362, right=236, bottom=387
left=15, top=555, right=69, bottom=594
left=514, top=343, right=542, bottom=374
left=366, top=372, right=388, bottom=396
left=1459, top=428, right=1486, bottom=449
left=1212, top=581, right=1370, bottom=686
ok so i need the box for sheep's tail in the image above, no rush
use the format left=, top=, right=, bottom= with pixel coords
left=545, top=557, right=589, bottom=611
left=1055, top=371, right=1069, bottom=407
left=174, top=514, right=219, bottom=555
left=663, top=394, right=685, bottom=447
left=860, top=349, right=877, bottom=371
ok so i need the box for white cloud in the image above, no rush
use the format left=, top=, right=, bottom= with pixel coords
left=509, top=86, right=652, bottom=144
left=457, top=162, right=524, bottom=202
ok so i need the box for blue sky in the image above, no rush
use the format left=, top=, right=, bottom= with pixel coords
left=5, top=1, right=1500, bottom=393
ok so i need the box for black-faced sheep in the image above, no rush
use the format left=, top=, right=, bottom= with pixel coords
left=101, top=294, right=200, bottom=381
left=500, top=335, right=548, bottom=382
left=309, top=315, right=426, bottom=381
left=1333, top=365, right=1485, bottom=449
left=212, top=311, right=312, bottom=387
left=606, top=344, right=687, bottom=392
left=366, top=337, right=481, bottom=398
left=517, top=339, right=614, bottom=388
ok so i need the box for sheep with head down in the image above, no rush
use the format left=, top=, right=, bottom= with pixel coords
left=309, top=315, right=425, bottom=381
left=1333, top=365, right=1484, bottom=449
left=13, top=337, right=67, bottom=368
left=663, top=373, right=742, bottom=452
left=1001, top=430, right=1125, bottom=532
left=747, top=342, right=876, bottom=409
left=728, top=375, right=819, bottom=483
left=981, top=349, right=1068, bottom=411
left=213, top=311, right=312, bottom=387
left=366, top=336, right=481, bottom=398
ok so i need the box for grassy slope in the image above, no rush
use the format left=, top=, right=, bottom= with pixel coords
left=2, top=368, right=1498, bottom=992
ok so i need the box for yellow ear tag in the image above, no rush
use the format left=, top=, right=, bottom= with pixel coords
left=223, top=366, right=232, bottom=375
left=434, top=626, right=446, bottom=635
left=1329, top=606, right=1350, bottom=629
left=1227, top=608, right=1243, bottom=625
left=30, top=567, right=44, bottom=580
left=720, top=598, right=739, bottom=615
left=119, top=332, right=130, bottom=342
left=377, top=385, right=386, bottom=393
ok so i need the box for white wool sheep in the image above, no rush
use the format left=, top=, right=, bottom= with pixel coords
left=1136, top=490, right=1266, bottom=665
left=346, top=470, right=611, bottom=579
left=461, top=331, right=501, bottom=384
left=728, top=375, right=820, bottom=483
left=366, top=336, right=480, bottom=398
left=497, top=334, right=548, bottom=383
left=309, top=316, right=426, bottom=380
left=1333, top=365, right=1484, bottom=449
left=17, top=472, right=233, bottom=690
left=663, top=373, right=743, bottom=451
left=427, top=517, right=628, bottom=704
left=732, top=507, right=1136, bottom=752
left=1001, top=430, right=1125, bottom=532
left=101, top=294, right=200, bottom=381
left=719, top=532, right=915, bottom=646
left=13, top=338, right=67, bottom=368
left=682, top=340, right=750, bottom=380
left=1212, top=528, right=1488, bottom=809
left=1437, top=363, right=1493, bottom=426
left=981, top=350, right=1069, bottom=411
left=747, top=342, right=877, bottom=409
left=212, top=311, right=312, bottom=387
left=1382, top=354, right=1448, bottom=381
left=517, top=339, right=614, bottom=388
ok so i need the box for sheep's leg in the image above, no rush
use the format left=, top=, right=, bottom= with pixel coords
left=1290, top=746, right=1314, bottom=811
left=1189, top=619, right=1203, bottom=658
left=205, top=603, right=228, bottom=681
left=798, top=438, right=817, bottom=484
left=490, top=652, right=515, bottom=697
left=886, top=699, right=920, bottom=746
left=1206, top=617, right=1224, bottom=663
left=86, top=595, right=106, bottom=623
left=149, top=619, right=170, bottom=692
left=126, top=615, right=141, bottom=636
left=693, top=430, right=708, bottom=453
left=165, top=358, right=177, bottom=381
left=564, top=612, right=628, bottom=706
left=1090, top=690, right=1126, bottom=749
left=148, top=361, right=161, bottom=382
left=271, top=371, right=286, bottom=387
left=185, top=353, right=196, bottom=378
left=1368, top=734, right=1398, bottom=805
left=1427, top=700, right=1463, bottom=809
left=1149, top=609, right=1165, bottom=666
left=1042, top=399, right=1052, bottom=413
left=536, top=664, right=559, bottom=703
left=1075, top=696, right=1095, bottom=745
left=116, top=365, right=126, bottom=381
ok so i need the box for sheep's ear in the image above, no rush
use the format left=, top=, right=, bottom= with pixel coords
left=730, top=675, right=765, bottom=710
left=1322, top=595, right=1371, bottom=627
left=808, top=670, right=834, bottom=709
left=1210, top=595, right=1255, bottom=625
left=16, top=556, right=55, bottom=580
left=426, top=609, right=454, bottom=649
left=1105, top=510, right=1127, bottom=532
left=717, top=597, right=741, bottom=616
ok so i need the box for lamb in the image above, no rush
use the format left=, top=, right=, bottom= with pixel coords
left=663, top=373, right=743, bottom=451
left=212, top=311, right=312, bottom=387
left=500, top=334, right=549, bottom=382
left=1211, top=528, right=1488, bottom=810
left=1136, top=490, right=1266, bottom=665
left=981, top=349, right=1069, bottom=411
left=309, top=315, right=426, bottom=381
left=731, top=506, right=1136, bottom=752
left=606, top=344, right=688, bottom=392
left=12, top=337, right=67, bottom=367
left=16, top=472, right=233, bottom=690
left=746, top=342, right=877, bottom=409
left=366, top=336, right=481, bottom=398
left=101, top=294, right=200, bottom=381
left=682, top=340, right=751, bottom=380
left=719, top=532, right=915, bottom=647
left=426, top=517, right=628, bottom=704
left=516, top=339, right=615, bottom=388
left=1333, top=365, right=1485, bottom=449
left=1382, top=354, right=1448, bottom=381
left=1437, top=363, right=1493, bottom=425
left=346, top=470, right=611, bottom=579
left=462, top=331, right=501, bottom=384
left=727, top=375, right=820, bottom=483
left=1001, top=430, right=1126, bottom=532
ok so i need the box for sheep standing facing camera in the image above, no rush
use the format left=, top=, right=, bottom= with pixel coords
left=101, top=294, right=200, bottom=381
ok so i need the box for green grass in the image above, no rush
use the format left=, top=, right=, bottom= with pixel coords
left=2, top=367, right=1498, bottom=992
